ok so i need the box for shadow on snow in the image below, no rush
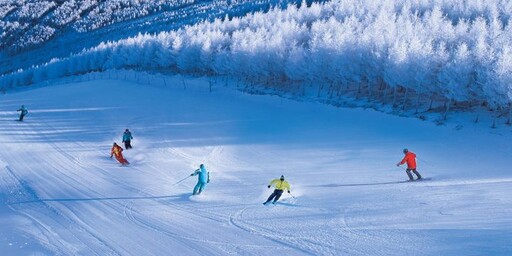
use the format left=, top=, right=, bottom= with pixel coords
left=9, top=192, right=192, bottom=205
left=309, top=180, right=411, bottom=188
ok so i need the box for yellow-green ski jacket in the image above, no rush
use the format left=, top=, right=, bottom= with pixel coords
left=269, top=179, right=290, bottom=191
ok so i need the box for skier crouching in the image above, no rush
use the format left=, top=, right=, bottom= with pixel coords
left=110, top=142, right=129, bottom=165
left=190, top=164, right=210, bottom=195
left=263, top=175, right=291, bottom=205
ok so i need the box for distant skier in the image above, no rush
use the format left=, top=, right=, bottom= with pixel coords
left=17, top=105, right=28, bottom=121
left=397, top=148, right=422, bottom=181
left=263, top=175, right=291, bottom=205
left=122, top=129, right=133, bottom=149
left=190, top=164, right=210, bottom=195
left=110, top=142, right=129, bottom=165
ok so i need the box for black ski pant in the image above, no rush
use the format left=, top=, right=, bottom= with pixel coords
left=406, top=168, right=422, bottom=180
left=124, top=140, right=132, bottom=149
left=265, top=189, right=284, bottom=203
left=19, top=113, right=26, bottom=121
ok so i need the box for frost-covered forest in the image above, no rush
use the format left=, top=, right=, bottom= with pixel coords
left=2, top=0, right=512, bottom=116
left=1, top=0, right=307, bottom=77
left=0, top=0, right=302, bottom=55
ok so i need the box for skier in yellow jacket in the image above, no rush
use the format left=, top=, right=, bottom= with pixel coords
left=263, top=175, right=291, bottom=205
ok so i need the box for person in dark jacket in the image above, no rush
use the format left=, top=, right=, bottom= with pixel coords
left=17, top=105, right=28, bottom=121
left=122, top=129, right=133, bottom=149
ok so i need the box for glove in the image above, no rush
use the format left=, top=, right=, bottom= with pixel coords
left=396, top=163, right=400, bottom=167
left=190, top=173, right=194, bottom=176
left=267, top=185, right=271, bottom=188
left=288, top=191, right=290, bottom=193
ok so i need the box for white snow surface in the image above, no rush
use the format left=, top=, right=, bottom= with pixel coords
left=1, top=76, right=512, bottom=255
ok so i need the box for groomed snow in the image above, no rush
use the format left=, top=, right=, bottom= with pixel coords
left=1, top=76, right=511, bottom=255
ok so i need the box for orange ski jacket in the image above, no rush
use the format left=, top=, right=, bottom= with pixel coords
left=111, top=145, right=123, bottom=157
left=399, top=151, right=417, bottom=169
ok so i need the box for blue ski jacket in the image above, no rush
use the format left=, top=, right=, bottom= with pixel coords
left=18, top=106, right=28, bottom=115
left=192, top=165, right=209, bottom=183
left=122, top=132, right=133, bottom=142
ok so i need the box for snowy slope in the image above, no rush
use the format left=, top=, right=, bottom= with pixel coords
left=0, top=75, right=511, bottom=255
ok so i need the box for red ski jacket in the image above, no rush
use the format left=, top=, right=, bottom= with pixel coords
left=111, top=145, right=123, bottom=157
left=399, top=151, right=417, bottom=169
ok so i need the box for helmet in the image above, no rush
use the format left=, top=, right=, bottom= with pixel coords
left=403, top=148, right=408, bottom=153
left=280, top=175, right=285, bottom=180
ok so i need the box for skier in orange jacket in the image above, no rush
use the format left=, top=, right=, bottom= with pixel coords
left=397, top=148, right=422, bottom=181
left=110, top=142, right=129, bottom=165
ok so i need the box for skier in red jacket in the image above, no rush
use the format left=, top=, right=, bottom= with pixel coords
left=110, top=142, right=129, bottom=165
left=397, top=148, right=422, bottom=181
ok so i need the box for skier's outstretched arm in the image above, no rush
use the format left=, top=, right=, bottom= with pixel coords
left=267, top=179, right=278, bottom=188
left=397, top=155, right=407, bottom=166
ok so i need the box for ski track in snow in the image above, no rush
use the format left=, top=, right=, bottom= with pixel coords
left=4, top=117, right=128, bottom=255
left=2, top=143, right=120, bottom=253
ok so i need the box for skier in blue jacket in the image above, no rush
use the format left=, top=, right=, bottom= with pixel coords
left=190, top=164, right=210, bottom=195
left=122, top=129, right=133, bottom=149
left=17, top=105, right=28, bottom=121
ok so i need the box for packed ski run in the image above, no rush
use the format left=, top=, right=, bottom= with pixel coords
left=1, top=76, right=511, bottom=255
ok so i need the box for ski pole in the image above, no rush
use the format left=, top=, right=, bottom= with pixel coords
left=288, top=192, right=296, bottom=199
left=172, top=175, right=192, bottom=186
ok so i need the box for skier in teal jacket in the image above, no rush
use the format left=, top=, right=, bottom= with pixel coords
left=122, top=129, right=133, bottom=149
left=17, top=105, right=28, bottom=121
left=190, top=164, right=210, bottom=195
